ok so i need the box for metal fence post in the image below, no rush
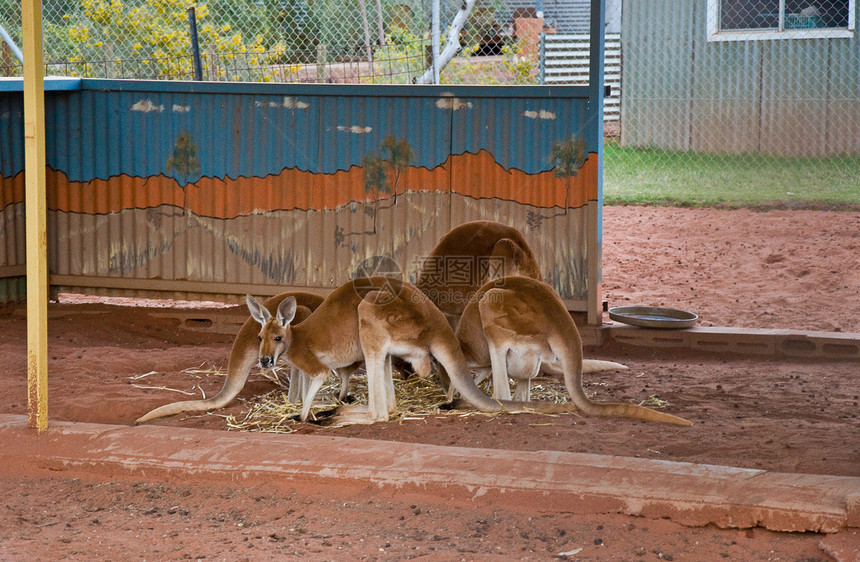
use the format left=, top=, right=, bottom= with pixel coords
left=431, top=0, right=440, bottom=84
left=538, top=32, right=546, bottom=84
left=586, top=0, right=605, bottom=326
left=187, top=6, right=203, bottom=81
left=316, top=44, right=327, bottom=82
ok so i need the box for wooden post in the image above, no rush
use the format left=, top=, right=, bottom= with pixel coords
left=22, top=0, right=49, bottom=431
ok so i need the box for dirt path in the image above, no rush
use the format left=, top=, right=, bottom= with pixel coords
left=2, top=473, right=848, bottom=561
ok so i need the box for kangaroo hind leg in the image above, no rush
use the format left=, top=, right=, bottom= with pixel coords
left=335, top=365, right=356, bottom=402
left=507, top=349, right=541, bottom=402
left=299, top=375, right=327, bottom=422
left=357, top=295, right=396, bottom=422
left=361, top=350, right=392, bottom=422
left=486, top=343, right=513, bottom=401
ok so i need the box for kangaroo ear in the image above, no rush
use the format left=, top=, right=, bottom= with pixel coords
left=492, top=239, right=540, bottom=281
left=276, top=296, right=297, bottom=327
left=246, top=295, right=271, bottom=325
left=490, top=239, right=522, bottom=280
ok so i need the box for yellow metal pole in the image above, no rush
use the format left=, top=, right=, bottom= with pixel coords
left=22, top=0, right=48, bottom=431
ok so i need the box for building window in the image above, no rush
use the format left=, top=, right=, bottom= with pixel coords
left=707, top=0, right=855, bottom=40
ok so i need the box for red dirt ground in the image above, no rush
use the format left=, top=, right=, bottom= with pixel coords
left=1, top=206, right=858, bottom=560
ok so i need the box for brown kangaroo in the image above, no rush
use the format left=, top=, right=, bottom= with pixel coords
left=136, top=291, right=331, bottom=424
left=456, top=276, right=692, bottom=425
left=248, top=276, right=561, bottom=424
left=417, top=219, right=625, bottom=376
left=415, top=220, right=542, bottom=325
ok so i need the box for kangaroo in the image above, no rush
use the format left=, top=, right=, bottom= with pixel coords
left=417, top=220, right=625, bottom=377
left=415, top=220, right=542, bottom=326
left=456, top=276, right=692, bottom=426
left=248, top=276, right=561, bottom=424
left=135, top=291, right=340, bottom=424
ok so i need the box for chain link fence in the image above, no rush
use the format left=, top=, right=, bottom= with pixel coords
left=1, top=0, right=539, bottom=84
left=2, top=0, right=857, bottom=202
left=605, top=0, right=859, bottom=206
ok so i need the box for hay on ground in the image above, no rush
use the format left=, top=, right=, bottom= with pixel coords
left=225, top=368, right=582, bottom=433
left=132, top=364, right=664, bottom=434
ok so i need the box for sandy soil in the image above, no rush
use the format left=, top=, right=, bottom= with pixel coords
left=602, top=206, right=860, bottom=334
left=3, top=474, right=850, bottom=561
left=1, top=206, right=858, bottom=560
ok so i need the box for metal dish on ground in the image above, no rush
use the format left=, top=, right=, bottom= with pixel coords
left=608, top=306, right=698, bottom=329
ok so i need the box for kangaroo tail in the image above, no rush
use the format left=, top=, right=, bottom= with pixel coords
left=582, top=359, right=628, bottom=373
left=585, top=402, right=692, bottom=426
left=542, top=359, right=628, bottom=377
left=554, top=334, right=692, bottom=427
left=135, top=317, right=258, bottom=424
left=430, top=340, right=504, bottom=413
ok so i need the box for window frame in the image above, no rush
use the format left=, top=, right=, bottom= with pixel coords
left=707, top=0, right=855, bottom=41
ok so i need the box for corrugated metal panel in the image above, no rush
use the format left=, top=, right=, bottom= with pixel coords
left=448, top=94, right=594, bottom=304
left=0, top=92, right=26, bottom=304
left=760, top=39, right=830, bottom=157
left=541, top=33, right=622, bottom=122
left=826, top=38, right=860, bottom=156
left=0, top=81, right=601, bottom=310
left=0, top=276, right=25, bottom=304
left=502, top=0, right=591, bottom=33
left=620, top=0, right=696, bottom=150
left=1, top=196, right=25, bottom=267
left=623, top=0, right=859, bottom=156
left=43, top=84, right=584, bottom=181
left=0, top=94, right=24, bottom=178
left=544, top=0, right=591, bottom=33
left=690, top=38, right=762, bottom=154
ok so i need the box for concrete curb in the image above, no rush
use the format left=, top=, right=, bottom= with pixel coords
left=601, top=324, right=860, bottom=360
left=1, top=414, right=857, bottom=534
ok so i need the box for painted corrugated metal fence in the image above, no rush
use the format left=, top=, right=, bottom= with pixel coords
left=0, top=79, right=601, bottom=315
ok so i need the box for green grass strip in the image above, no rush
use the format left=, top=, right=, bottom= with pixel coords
left=603, top=138, right=860, bottom=210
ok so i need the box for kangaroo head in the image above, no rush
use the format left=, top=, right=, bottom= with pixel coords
left=246, top=295, right=297, bottom=369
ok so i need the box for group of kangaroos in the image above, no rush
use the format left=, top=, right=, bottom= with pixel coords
left=136, top=220, right=692, bottom=427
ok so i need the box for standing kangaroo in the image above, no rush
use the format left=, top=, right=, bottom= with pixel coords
left=136, top=291, right=338, bottom=424
left=456, top=276, right=692, bottom=426
left=248, top=276, right=558, bottom=424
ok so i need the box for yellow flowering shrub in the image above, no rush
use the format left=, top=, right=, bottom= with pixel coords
left=62, top=0, right=290, bottom=80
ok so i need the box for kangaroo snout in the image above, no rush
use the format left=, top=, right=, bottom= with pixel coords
left=259, top=356, right=275, bottom=368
